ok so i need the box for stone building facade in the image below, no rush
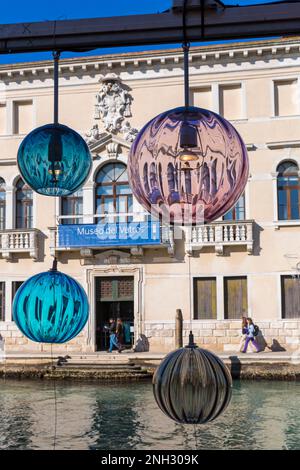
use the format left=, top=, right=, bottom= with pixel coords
left=0, top=37, right=300, bottom=354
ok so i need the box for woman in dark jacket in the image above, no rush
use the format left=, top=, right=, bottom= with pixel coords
left=116, top=318, right=125, bottom=353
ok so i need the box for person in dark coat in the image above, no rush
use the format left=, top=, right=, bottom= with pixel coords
left=116, top=318, right=125, bottom=353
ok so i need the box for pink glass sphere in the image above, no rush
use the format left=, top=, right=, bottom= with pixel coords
left=128, top=106, right=249, bottom=224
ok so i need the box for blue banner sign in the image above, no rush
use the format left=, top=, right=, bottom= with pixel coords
left=58, top=221, right=161, bottom=248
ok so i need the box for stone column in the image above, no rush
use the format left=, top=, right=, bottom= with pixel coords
left=6, top=99, right=13, bottom=135
left=212, top=83, right=220, bottom=114
left=83, top=181, right=95, bottom=224
left=216, top=275, right=224, bottom=321
left=5, top=280, right=12, bottom=322
left=5, top=185, right=15, bottom=229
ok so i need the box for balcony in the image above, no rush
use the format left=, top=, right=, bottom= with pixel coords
left=185, top=220, right=254, bottom=256
left=49, top=213, right=175, bottom=257
left=0, top=229, right=40, bottom=261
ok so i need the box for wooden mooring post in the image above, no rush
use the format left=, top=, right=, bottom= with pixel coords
left=175, top=309, right=183, bottom=348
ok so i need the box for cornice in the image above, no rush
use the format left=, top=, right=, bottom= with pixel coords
left=266, top=140, right=300, bottom=150
left=1, top=37, right=300, bottom=82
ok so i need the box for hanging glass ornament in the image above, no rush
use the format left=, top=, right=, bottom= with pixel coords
left=13, top=260, right=89, bottom=343
left=17, top=123, right=92, bottom=196
left=128, top=106, right=249, bottom=225
left=17, top=52, right=92, bottom=196
left=128, top=7, right=248, bottom=225
left=153, top=332, right=232, bottom=424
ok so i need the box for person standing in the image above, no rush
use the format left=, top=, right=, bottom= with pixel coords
left=106, top=318, right=119, bottom=353
left=116, top=318, right=125, bottom=353
left=242, top=318, right=260, bottom=353
left=238, top=316, right=248, bottom=352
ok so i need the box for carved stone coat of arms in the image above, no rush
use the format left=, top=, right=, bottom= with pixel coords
left=85, top=73, right=138, bottom=145
left=95, top=74, right=132, bottom=133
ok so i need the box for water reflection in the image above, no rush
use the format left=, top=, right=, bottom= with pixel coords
left=0, top=380, right=299, bottom=450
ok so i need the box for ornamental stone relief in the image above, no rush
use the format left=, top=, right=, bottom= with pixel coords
left=85, top=73, right=138, bottom=144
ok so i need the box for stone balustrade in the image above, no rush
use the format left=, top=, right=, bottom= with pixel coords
left=0, top=229, right=39, bottom=261
left=186, top=220, right=254, bottom=255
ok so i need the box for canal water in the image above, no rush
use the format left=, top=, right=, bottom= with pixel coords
left=0, top=379, right=299, bottom=450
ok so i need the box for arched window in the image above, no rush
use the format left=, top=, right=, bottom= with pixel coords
left=95, top=162, right=133, bottom=223
left=0, top=178, right=6, bottom=230
left=61, top=188, right=83, bottom=225
left=16, top=178, right=33, bottom=229
left=277, top=161, right=300, bottom=220
left=223, top=193, right=245, bottom=221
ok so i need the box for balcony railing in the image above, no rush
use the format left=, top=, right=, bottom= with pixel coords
left=186, top=220, right=254, bottom=255
left=49, top=213, right=175, bottom=256
left=0, top=229, right=39, bottom=261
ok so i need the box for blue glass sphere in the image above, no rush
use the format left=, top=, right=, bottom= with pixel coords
left=13, top=269, right=89, bottom=343
left=17, top=123, right=92, bottom=196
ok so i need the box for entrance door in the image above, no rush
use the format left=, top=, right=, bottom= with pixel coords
left=95, top=276, right=134, bottom=351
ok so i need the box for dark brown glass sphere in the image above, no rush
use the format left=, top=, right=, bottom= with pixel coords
left=153, top=334, right=232, bottom=424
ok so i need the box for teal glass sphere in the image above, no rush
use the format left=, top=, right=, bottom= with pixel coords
left=13, top=269, right=89, bottom=343
left=17, top=123, right=92, bottom=196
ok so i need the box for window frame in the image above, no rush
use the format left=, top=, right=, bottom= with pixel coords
left=281, top=275, right=300, bottom=319
left=95, top=162, right=133, bottom=223
left=15, top=177, right=33, bottom=229
left=224, top=276, right=248, bottom=320
left=223, top=192, right=246, bottom=221
left=61, top=188, right=83, bottom=225
left=272, top=78, right=300, bottom=118
left=277, top=161, right=300, bottom=221
left=193, top=277, right=217, bottom=320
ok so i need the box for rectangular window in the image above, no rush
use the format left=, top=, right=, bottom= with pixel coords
left=0, top=282, right=5, bottom=321
left=281, top=275, right=300, bottom=319
left=96, top=277, right=134, bottom=302
left=11, top=282, right=23, bottom=321
left=13, top=100, right=33, bottom=135
left=274, top=80, right=298, bottom=117
left=219, top=84, right=242, bottom=120
left=223, top=193, right=245, bottom=221
left=61, top=189, right=83, bottom=225
left=224, top=276, right=248, bottom=320
left=0, top=103, right=6, bottom=135
left=191, top=87, right=212, bottom=110
left=193, top=277, right=217, bottom=320
left=278, top=174, right=300, bottom=221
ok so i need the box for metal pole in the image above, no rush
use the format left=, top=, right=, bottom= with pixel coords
left=53, top=51, right=60, bottom=125
left=182, top=0, right=190, bottom=109
left=183, top=44, right=190, bottom=109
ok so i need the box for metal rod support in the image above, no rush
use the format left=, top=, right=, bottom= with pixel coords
left=53, top=51, right=60, bottom=125
left=0, top=3, right=300, bottom=54
left=50, top=257, right=58, bottom=272
left=183, top=45, right=190, bottom=109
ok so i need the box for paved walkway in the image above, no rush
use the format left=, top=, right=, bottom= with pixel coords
left=3, top=349, right=300, bottom=362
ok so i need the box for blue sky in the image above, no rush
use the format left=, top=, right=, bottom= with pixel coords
left=0, top=1, right=285, bottom=64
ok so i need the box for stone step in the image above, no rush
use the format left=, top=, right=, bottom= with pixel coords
left=59, top=363, right=142, bottom=371
left=57, top=367, right=149, bottom=374
left=68, top=355, right=132, bottom=363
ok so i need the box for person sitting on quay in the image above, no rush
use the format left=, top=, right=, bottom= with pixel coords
left=242, top=317, right=261, bottom=353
